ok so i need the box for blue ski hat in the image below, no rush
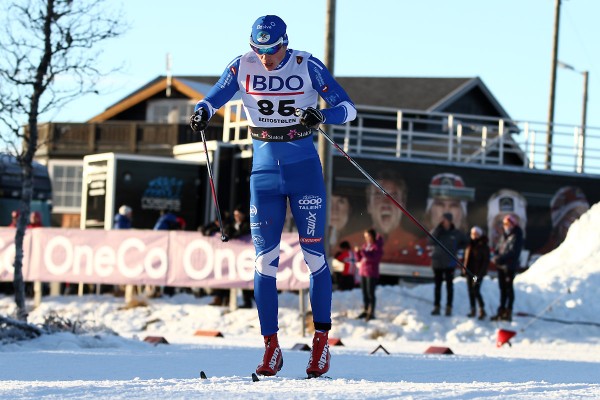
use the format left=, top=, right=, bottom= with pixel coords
left=250, top=15, right=288, bottom=47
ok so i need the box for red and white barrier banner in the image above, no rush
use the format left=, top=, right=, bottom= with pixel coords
left=0, top=228, right=310, bottom=290
left=0, top=229, right=32, bottom=282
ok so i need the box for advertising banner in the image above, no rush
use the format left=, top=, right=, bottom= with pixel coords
left=0, top=229, right=32, bottom=281
left=0, top=228, right=310, bottom=290
left=329, top=156, right=600, bottom=278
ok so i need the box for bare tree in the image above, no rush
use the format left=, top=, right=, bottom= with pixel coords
left=0, top=0, right=125, bottom=320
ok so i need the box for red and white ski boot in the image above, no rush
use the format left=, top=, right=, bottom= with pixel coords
left=306, top=331, right=331, bottom=378
left=256, top=333, right=283, bottom=376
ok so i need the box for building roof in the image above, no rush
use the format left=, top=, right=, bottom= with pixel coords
left=88, top=75, right=510, bottom=122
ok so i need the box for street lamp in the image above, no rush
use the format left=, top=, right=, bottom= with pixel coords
left=558, top=61, right=589, bottom=172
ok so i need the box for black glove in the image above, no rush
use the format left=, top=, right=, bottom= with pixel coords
left=190, top=107, right=209, bottom=132
left=297, top=107, right=324, bottom=128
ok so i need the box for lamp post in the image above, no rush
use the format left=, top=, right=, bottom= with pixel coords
left=558, top=61, right=589, bottom=172
left=546, top=0, right=562, bottom=170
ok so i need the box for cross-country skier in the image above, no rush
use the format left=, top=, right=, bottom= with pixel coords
left=190, top=15, right=356, bottom=378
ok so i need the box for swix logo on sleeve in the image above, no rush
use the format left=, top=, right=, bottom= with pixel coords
left=245, top=74, right=305, bottom=95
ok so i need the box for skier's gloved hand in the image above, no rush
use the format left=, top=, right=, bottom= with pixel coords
left=297, top=107, right=324, bottom=128
left=190, top=107, right=209, bottom=132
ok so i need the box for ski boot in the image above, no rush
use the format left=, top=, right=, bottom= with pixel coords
left=490, top=308, right=506, bottom=321
left=478, top=308, right=487, bottom=320
left=306, top=331, right=331, bottom=378
left=256, top=333, right=283, bottom=376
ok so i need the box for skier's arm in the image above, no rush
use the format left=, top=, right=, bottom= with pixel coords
left=194, top=57, right=242, bottom=118
left=307, top=56, right=356, bottom=125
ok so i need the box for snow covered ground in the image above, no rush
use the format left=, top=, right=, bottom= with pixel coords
left=2, top=203, right=600, bottom=399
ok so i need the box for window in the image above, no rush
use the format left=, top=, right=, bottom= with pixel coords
left=48, top=160, right=83, bottom=213
left=147, top=99, right=196, bottom=123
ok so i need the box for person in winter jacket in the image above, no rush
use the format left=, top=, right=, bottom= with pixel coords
left=8, top=210, right=19, bottom=227
left=429, top=212, right=468, bottom=316
left=463, top=226, right=490, bottom=319
left=27, top=211, right=43, bottom=228
left=332, top=241, right=357, bottom=291
left=153, top=211, right=182, bottom=230
left=113, top=205, right=132, bottom=229
left=355, top=229, right=384, bottom=321
left=491, top=214, right=524, bottom=322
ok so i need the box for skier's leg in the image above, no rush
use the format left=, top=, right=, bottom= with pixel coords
left=283, top=157, right=331, bottom=377
left=250, top=169, right=287, bottom=336
left=285, top=157, right=332, bottom=332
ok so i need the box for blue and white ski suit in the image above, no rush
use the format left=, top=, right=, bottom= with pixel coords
left=196, top=49, right=356, bottom=335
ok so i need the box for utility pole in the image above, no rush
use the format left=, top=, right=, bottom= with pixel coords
left=320, top=0, right=336, bottom=257
left=545, top=0, right=561, bottom=170
left=580, top=70, right=589, bottom=169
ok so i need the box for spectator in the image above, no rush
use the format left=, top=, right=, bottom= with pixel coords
left=176, top=217, right=187, bottom=231
left=114, top=205, right=132, bottom=229
left=225, top=206, right=250, bottom=239
left=429, top=212, right=468, bottom=317
left=487, top=189, right=527, bottom=250
left=27, top=211, right=43, bottom=228
left=331, top=241, right=357, bottom=291
left=491, top=214, right=524, bottom=322
left=200, top=212, right=231, bottom=236
left=355, top=229, right=384, bottom=321
left=8, top=210, right=19, bottom=227
left=153, top=210, right=180, bottom=230
left=464, top=226, right=490, bottom=319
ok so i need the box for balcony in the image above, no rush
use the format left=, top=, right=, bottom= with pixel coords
left=33, top=122, right=223, bottom=159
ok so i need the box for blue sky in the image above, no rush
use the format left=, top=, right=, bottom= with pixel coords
left=51, top=0, right=599, bottom=137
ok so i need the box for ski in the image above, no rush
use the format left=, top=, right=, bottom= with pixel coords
left=201, top=370, right=330, bottom=382
left=251, top=372, right=330, bottom=382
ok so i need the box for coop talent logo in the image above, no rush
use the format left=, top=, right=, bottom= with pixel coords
left=298, top=195, right=322, bottom=210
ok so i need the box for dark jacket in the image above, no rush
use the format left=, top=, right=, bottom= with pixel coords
left=495, top=225, right=524, bottom=272
left=429, top=223, right=468, bottom=270
left=153, top=212, right=179, bottom=230
left=356, top=235, right=384, bottom=278
left=225, top=220, right=250, bottom=239
left=113, top=214, right=132, bottom=229
left=464, top=235, right=490, bottom=279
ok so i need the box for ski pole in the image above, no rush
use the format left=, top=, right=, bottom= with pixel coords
left=301, top=113, right=476, bottom=281
left=199, top=129, right=229, bottom=242
left=519, top=288, right=571, bottom=332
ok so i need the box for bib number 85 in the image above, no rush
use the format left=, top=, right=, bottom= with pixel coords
left=257, top=99, right=296, bottom=116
